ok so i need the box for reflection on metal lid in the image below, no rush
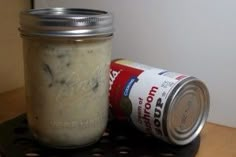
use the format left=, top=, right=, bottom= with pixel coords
left=166, top=77, right=210, bottom=145
left=19, top=8, right=113, bottom=37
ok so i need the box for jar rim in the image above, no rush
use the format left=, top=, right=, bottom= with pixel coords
left=19, top=8, right=114, bottom=37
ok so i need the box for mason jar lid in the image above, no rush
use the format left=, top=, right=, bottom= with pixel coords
left=19, top=8, right=113, bottom=37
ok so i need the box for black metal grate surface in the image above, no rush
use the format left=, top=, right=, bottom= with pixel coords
left=0, top=114, right=200, bottom=157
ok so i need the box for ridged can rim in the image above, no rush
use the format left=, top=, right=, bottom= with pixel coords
left=164, top=77, right=210, bottom=145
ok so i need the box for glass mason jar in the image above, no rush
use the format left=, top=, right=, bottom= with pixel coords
left=19, top=8, right=113, bottom=148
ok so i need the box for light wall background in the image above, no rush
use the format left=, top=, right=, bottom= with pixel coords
left=35, top=0, right=236, bottom=127
left=0, top=1, right=30, bottom=93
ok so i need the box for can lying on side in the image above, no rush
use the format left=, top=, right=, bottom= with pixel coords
left=109, top=59, right=210, bottom=145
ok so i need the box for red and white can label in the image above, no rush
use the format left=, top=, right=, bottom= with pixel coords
left=109, top=59, right=189, bottom=139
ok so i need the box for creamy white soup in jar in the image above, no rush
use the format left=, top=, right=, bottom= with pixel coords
left=19, top=8, right=113, bottom=148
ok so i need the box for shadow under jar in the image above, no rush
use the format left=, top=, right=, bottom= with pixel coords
left=19, top=8, right=113, bottom=148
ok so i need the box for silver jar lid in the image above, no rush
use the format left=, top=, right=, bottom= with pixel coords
left=19, top=8, right=113, bottom=37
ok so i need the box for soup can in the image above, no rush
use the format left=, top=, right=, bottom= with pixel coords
left=109, top=59, right=210, bottom=145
